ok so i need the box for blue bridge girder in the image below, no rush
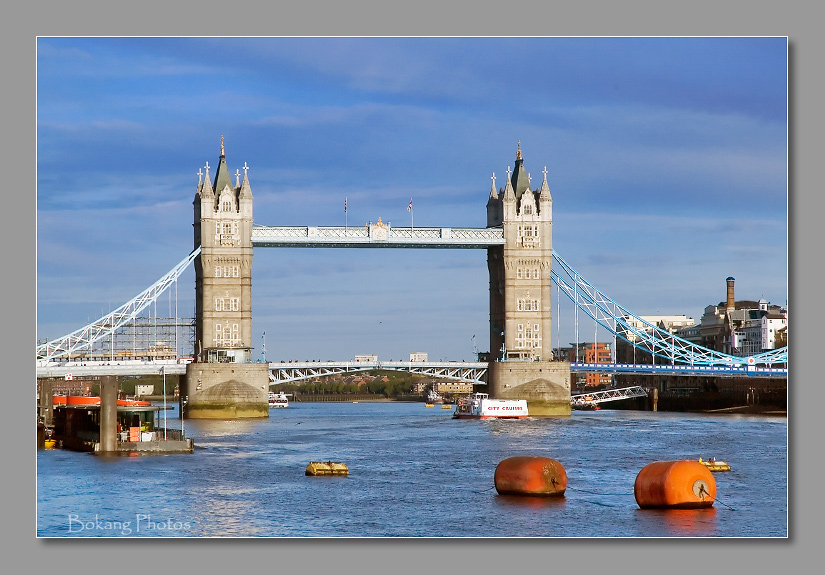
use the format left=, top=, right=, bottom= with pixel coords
left=551, top=252, right=788, bottom=370
left=570, top=362, right=788, bottom=378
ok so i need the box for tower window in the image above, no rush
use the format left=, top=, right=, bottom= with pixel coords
left=517, top=224, right=540, bottom=247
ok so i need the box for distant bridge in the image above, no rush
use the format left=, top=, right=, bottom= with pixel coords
left=267, top=360, right=488, bottom=384
left=35, top=359, right=489, bottom=385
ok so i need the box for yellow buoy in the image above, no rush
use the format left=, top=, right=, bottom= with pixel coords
left=306, top=461, right=349, bottom=476
left=698, top=457, right=731, bottom=472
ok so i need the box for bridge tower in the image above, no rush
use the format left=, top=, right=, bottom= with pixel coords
left=486, top=143, right=571, bottom=415
left=183, top=138, right=269, bottom=418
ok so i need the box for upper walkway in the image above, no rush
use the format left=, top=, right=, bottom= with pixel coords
left=251, top=224, right=505, bottom=249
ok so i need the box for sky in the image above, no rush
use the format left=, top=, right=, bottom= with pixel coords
left=36, top=36, right=788, bottom=362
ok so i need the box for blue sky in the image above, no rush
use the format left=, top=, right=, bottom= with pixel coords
left=36, top=37, right=788, bottom=362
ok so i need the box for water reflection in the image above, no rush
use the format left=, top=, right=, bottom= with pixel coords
left=635, top=507, right=719, bottom=537
left=494, top=493, right=568, bottom=510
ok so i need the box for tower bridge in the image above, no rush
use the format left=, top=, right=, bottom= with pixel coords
left=36, top=140, right=788, bottom=418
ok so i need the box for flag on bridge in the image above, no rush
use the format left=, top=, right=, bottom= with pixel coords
left=344, top=197, right=347, bottom=212
left=408, top=198, right=413, bottom=211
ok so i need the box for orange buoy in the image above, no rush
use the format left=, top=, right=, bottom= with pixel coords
left=494, top=456, right=567, bottom=497
left=634, top=460, right=716, bottom=509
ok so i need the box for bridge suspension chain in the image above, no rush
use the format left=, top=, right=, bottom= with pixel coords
left=36, top=247, right=201, bottom=362
left=35, top=243, right=787, bottom=370
left=550, top=252, right=787, bottom=367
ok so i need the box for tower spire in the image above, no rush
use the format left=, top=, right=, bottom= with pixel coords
left=213, top=136, right=233, bottom=194
left=510, top=141, right=530, bottom=199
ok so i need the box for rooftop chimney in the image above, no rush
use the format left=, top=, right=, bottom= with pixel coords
left=726, top=277, right=735, bottom=314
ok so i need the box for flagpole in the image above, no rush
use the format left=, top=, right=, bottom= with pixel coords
left=345, top=196, right=348, bottom=234
left=408, top=198, right=413, bottom=230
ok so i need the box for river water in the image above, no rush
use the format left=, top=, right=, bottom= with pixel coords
left=36, top=401, right=787, bottom=538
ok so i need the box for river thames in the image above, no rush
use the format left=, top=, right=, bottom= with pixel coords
left=36, top=401, right=786, bottom=538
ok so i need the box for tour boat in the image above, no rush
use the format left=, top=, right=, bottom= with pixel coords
left=268, top=391, right=289, bottom=408
left=452, top=392, right=529, bottom=419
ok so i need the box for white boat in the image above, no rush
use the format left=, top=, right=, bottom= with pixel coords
left=268, top=391, right=289, bottom=408
left=427, top=389, right=444, bottom=404
left=452, top=392, right=528, bottom=419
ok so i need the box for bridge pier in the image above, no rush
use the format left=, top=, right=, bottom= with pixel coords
left=488, top=361, right=572, bottom=416
left=182, top=363, right=269, bottom=419
left=38, top=379, right=54, bottom=427
left=98, top=375, right=118, bottom=453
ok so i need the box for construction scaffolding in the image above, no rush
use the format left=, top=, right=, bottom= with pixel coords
left=54, top=317, right=196, bottom=362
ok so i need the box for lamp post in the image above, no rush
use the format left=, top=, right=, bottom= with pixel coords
left=162, top=365, right=167, bottom=440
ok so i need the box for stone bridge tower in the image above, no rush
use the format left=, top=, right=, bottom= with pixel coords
left=486, top=143, right=571, bottom=415
left=183, top=138, right=270, bottom=418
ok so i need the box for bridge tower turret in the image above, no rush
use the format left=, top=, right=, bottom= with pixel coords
left=486, top=143, right=571, bottom=415
left=184, top=137, right=269, bottom=419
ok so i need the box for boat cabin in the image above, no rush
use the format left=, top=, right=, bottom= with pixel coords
left=50, top=396, right=193, bottom=454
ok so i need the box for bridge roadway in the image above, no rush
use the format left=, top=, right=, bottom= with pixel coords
left=36, top=359, right=490, bottom=384
left=37, top=358, right=787, bottom=381
left=570, top=362, right=788, bottom=378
